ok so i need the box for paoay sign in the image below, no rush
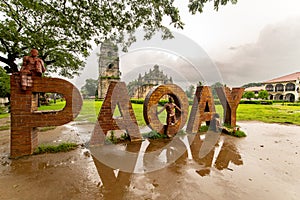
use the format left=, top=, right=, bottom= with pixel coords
left=89, top=81, right=244, bottom=144
left=10, top=74, right=244, bottom=158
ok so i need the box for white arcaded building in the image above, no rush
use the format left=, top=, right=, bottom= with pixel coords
left=263, top=72, right=300, bottom=102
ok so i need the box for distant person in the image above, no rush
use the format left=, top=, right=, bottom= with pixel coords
left=20, top=49, right=45, bottom=90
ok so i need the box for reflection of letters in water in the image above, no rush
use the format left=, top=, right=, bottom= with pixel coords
left=91, top=132, right=243, bottom=196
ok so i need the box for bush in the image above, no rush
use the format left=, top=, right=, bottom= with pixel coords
left=240, top=100, right=273, bottom=105
left=130, top=99, right=144, bottom=104
left=142, top=130, right=168, bottom=139
left=33, top=142, right=78, bottom=154
left=286, top=103, right=300, bottom=106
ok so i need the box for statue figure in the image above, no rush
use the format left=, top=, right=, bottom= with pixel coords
left=157, top=96, right=181, bottom=136
left=20, top=49, right=45, bottom=90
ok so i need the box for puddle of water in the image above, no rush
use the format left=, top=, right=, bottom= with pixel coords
left=1, top=122, right=300, bottom=200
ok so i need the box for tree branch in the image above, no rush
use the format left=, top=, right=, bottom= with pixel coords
left=0, top=38, right=11, bottom=55
left=45, top=60, right=56, bottom=65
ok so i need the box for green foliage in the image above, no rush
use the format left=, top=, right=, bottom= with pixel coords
left=286, top=103, right=300, bottom=106
left=142, top=130, right=168, bottom=139
left=189, top=0, right=237, bottom=14
left=242, top=82, right=263, bottom=88
left=33, top=142, right=78, bottom=154
left=0, top=124, right=10, bottom=131
left=81, top=78, right=98, bottom=97
left=38, top=126, right=56, bottom=132
left=107, top=131, right=118, bottom=144
left=199, top=125, right=209, bottom=132
left=237, top=104, right=300, bottom=125
left=243, top=91, right=255, bottom=100
left=120, top=133, right=131, bottom=141
left=0, top=67, right=10, bottom=97
left=240, top=100, right=273, bottom=105
left=0, top=0, right=237, bottom=75
left=38, top=101, right=66, bottom=111
left=185, top=85, right=195, bottom=99
left=0, top=113, right=9, bottom=119
left=224, top=129, right=246, bottom=137
left=130, top=99, right=145, bottom=104
left=258, top=90, right=269, bottom=100
left=211, top=82, right=224, bottom=99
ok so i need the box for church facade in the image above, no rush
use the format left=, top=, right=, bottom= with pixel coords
left=127, top=65, right=173, bottom=99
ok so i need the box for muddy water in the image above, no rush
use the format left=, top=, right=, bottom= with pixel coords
left=0, top=121, right=300, bottom=200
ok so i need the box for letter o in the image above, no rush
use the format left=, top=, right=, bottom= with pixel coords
left=143, top=84, right=189, bottom=136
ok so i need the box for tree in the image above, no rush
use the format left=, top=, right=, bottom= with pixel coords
left=0, top=0, right=237, bottom=77
left=242, top=82, right=262, bottom=88
left=258, top=90, right=269, bottom=100
left=81, top=78, right=98, bottom=97
left=0, top=67, right=10, bottom=98
left=211, top=82, right=224, bottom=99
left=243, top=91, right=255, bottom=100
left=185, top=84, right=195, bottom=99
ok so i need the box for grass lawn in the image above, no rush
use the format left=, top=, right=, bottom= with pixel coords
left=2, top=100, right=300, bottom=126
left=38, top=101, right=66, bottom=111
left=0, top=113, right=9, bottom=119
left=237, top=103, right=300, bottom=125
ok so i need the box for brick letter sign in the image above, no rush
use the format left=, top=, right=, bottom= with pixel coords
left=10, top=75, right=82, bottom=158
left=90, top=81, right=141, bottom=145
left=186, top=86, right=216, bottom=134
left=143, top=84, right=189, bottom=136
left=215, top=87, right=244, bottom=127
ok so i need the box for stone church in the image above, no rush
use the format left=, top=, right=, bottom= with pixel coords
left=97, top=40, right=121, bottom=99
left=127, top=65, right=173, bottom=99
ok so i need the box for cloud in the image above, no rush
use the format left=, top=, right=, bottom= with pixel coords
left=215, top=17, right=300, bottom=87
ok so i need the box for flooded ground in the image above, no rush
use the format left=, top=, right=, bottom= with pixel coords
left=0, top=119, right=300, bottom=200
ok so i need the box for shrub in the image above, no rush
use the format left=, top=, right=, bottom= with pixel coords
left=142, top=130, right=168, bottom=139
left=239, top=100, right=273, bottom=105
left=33, top=142, right=78, bottom=154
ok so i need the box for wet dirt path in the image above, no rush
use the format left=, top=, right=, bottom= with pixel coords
left=0, top=120, right=299, bottom=200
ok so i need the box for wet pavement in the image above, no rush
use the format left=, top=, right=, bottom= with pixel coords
left=0, top=121, right=300, bottom=200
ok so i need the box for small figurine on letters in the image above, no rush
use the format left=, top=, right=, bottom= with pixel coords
left=20, top=49, right=45, bottom=90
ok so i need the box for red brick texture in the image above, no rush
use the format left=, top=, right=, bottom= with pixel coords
left=90, top=81, right=141, bottom=145
left=215, top=87, right=245, bottom=127
left=10, top=74, right=82, bottom=158
left=143, top=84, right=189, bottom=136
left=186, top=86, right=216, bottom=134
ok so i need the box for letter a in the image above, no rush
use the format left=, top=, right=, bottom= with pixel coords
left=186, top=86, right=216, bottom=134
left=90, top=81, right=141, bottom=145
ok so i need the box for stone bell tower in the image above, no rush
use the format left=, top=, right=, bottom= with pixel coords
left=98, top=40, right=121, bottom=99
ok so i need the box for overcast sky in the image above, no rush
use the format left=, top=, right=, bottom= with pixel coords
left=71, top=0, right=300, bottom=89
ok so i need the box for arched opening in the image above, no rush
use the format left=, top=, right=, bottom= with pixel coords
left=266, top=84, right=274, bottom=92
left=275, top=84, right=284, bottom=92
left=269, top=94, right=273, bottom=100
left=285, top=93, right=295, bottom=102
left=275, top=94, right=284, bottom=100
left=286, top=83, right=296, bottom=91
left=108, top=63, right=114, bottom=69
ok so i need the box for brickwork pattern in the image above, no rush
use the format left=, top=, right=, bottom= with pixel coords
left=186, top=86, right=216, bottom=134
left=10, top=74, right=82, bottom=158
left=215, top=87, right=245, bottom=127
left=143, top=84, right=189, bottom=136
left=90, top=81, right=141, bottom=145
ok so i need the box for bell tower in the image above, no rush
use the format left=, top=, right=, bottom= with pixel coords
left=98, top=40, right=121, bottom=99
